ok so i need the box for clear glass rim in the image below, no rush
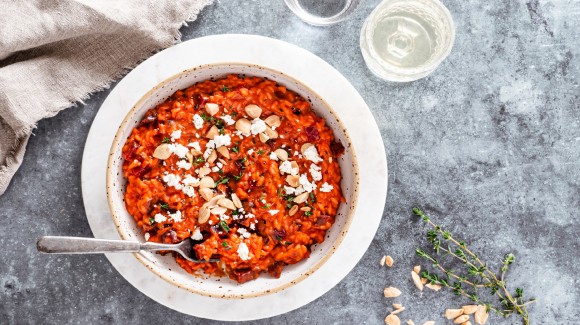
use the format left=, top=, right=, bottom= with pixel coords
left=284, top=0, right=365, bottom=26
left=362, top=0, right=456, bottom=76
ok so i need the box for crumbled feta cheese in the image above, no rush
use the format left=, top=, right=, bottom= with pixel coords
left=299, top=174, right=317, bottom=193
left=191, top=228, right=203, bottom=241
left=162, top=173, right=182, bottom=190
left=320, top=182, right=334, bottom=192
left=154, top=213, right=167, bottom=223
left=237, top=242, right=250, bottom=260
left=170, top=129, right=181, bottom=141
left=249, top=223, right=255, bottom=230
left=279, top=161, right=298, bottom=175
left=309, top=163, right=322, bottom=181
left=284, top=186, right=296, bottom=195
left=167, top=143, right=188, bottom=158
left=216, top=162, right=223, bottom=168
left=237, top=228, right=251, bottom=239
left=269, top=152, right=278, bottom=161
left=193, top=114, right=204, bottom=129
left=213, top=134, right=231, bottom=148
left=220, top=115, right=236, bottom=126
left=168, top=210, right=183, bottom=222
left=212, top=166, right=220, bottom=172
left=268, top=210, right=280, bottom=216
left=294, top=186, right=305, bottom=196
left=182, top=185, right=195, bottom=197
left=208, top=220, right=213, bottom=225
left=187, top=141, right=201, bottom=151
left=176, top=160, right=192, bottom=170
left=203, top=147, right=213, bottom=159
left=220, top=214, right=230, bottom=221
left=247, top=149, right=254, bottom=155
left=303, top=145, right=323, bottom=163
left=250, top=118, right=267, bottom=135
left=234, top=130, right=245, bottom=138
left=144, top=233, right=150, bottom=241
left=182, top=175, right=200, bottom=186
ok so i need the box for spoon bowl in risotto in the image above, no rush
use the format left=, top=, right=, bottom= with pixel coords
left=107, top=63, right=359, bottom=298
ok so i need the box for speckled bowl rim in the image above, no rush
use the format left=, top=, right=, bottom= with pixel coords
left=106, top=62, right=360, bottom=299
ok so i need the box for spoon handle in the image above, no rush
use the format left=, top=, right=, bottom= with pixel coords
left=37, top=236, right=141, bottom=254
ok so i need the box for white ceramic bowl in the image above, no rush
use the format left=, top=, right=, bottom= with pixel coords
left=106, top=63, right=359, bottom=298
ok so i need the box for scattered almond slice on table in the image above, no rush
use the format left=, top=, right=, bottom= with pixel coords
left=411, top=270, right=424, bottom=291
left=383, top=287, right=402, bottom=298
left=453, top=315, right=470, bottom=324
left=385, top=314, right=401, bottom=325
left=461, top=305, right=478, bottom=315
left=422, top=322, right=435, bottom=325
left=474, top=305, right=488, bottom=325
left=406, top=321, right=414, bottom=325
left=445, top=309, right=464, bottom=319
left=424, top=283, right=441, bottom=291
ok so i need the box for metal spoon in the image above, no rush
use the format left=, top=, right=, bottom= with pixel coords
left=36, top=236, right=218, bottom=263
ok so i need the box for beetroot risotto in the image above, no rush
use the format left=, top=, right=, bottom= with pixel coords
left=121, top=74, right=345, bottom=283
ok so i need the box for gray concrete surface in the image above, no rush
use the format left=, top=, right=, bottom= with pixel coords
left=1, top=0, right=579, bottom=324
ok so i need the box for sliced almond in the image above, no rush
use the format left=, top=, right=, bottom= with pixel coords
left=300, top=207, right=311, bottom=212
left=286, top=175, right=300, bottom=187
left=218, top=198, right=236, bottom=210
left=207, top=194, right=225, bottom=208
left=264, top=126, right=278, bottom=139
left=411, top=271, right=424, bottom=291
left=420, top=278, right=428, bottom=285
left=385, top=255, right=394, bottom=267
left=205, top=103, right=219, bottom=116
left=462, top=321, right=473, bottom=325
left=289, top=205, right=299, bottom=216
left=198, top=166, right=211, bottom=177
left=390, top=307, right=405, bottom=315
left=422, top=322, right=435, bottom=325
left=290, top=161, right=299, bottom=170
left=406, top=321, right=415, bottom=325
left=245, top=104, right=262, bottom=119
left=259, top=133, right=270, bottom=143
left=380, top=255, right=387, bottom=266
left=385, top=314, right=400, bottom=325
left=393, top=303, right=403, bottom=310
left=199, top=188, right=214, bottom=201
left=197, top=206, right=210, bottom=224
left=235, top=118, right=251, bottom=134
left=190, top=148, right=203, bottom=156
left=413, top=265, right=421, bottom=274
left=207, top=150, right=217, bottom=164
left=274, top=148, right=288, bottom=161
left=301, top=143, right=313, bottom=155
left=293, top=192, right=309, bottom=204
left=425, top=283, right=442, bottom=291
left=211, top=206, right=227, bottom=215
left=264, top=115, right=281, bottom=128
left=383, top=287, right=402, bottom=298
left=206, top=125, right=219, bottom=139
left=445, top=309, right=464, bottom=319
left=461, top=305, right=478, bottom=315
left=185, top=151, right=194, bottom=164
left=216, top=146, right=230, bottom=159
left=153, top=144, right=171, bottom=160
left=474, top=305, right=488, bottom=325
left=231, top=193, right=242, bottom=209
left=454, top=315, right=469, bottom=324
left=199, top=176, right=215, bottom=188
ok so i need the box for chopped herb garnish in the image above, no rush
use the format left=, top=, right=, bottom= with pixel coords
left=222, top=241, right=231, bottom=249
left=259, top=193, right=266, bottom=201
left=219, top=128, right=225, bottom=135
left=263, top=204, right=271, bottom=209
left=216, top=177, right=230, bottom=186
left=232, top=146, right=240, bottom=153
left=232, top=209, right=240, bottom=216
left=159, top=203, right=169, bottom=210
left=309, top=193, right=317, bottom=203
left=283, top=241, right=292, bottom=245
left=221, top=85, right=229, bottom=92
left=277, top=188, right=283, bottom=196
left=200, top=112, right=209, bottom=121
left=161, top=137, right=171, bottom=144
left=241, top=157, right=247, bottom=163
left=219, top=220, right=230, bottom=232
left=216, top=119, right=224, bottom=129
left=285, top=195, right=295, bottom=202
left=257, top=149, right=264, bottom=155
left=217, top=169, right=224, bottom=175
left=234, top=171, right=243, bottom=181
left=149, top=217, right=156, bottom=224
left=231, top=111, right=237, bottom=117
left=304, top=211, right=313, bottom=216
left=193, top=156, right=204, bottom=166
left=286, top=203, right=293, bottom=209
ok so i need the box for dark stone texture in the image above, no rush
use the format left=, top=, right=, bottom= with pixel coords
left=1, top=0, right=579, bottom=324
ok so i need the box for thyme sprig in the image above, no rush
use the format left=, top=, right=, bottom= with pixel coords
left=412, top=207, right=536, bottom=325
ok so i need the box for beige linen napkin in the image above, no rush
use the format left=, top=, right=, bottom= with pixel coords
left=0, top=0, right=213, bottom=195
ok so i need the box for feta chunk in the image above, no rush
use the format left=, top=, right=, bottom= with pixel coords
left=193, top=114, right=204, bottom=129
left=191, top=228, right=203, bottom=241
left=237, top=242, right=250, bottom=260
left=303, top=145, right=323, bottom=163
left=221, top=114, right=236, bottom=126
left=154, top=213, right=167, bottom=223
left=162, top=173, right=182, bottom=190
left=176, top=160, right=192, bottom=170
left=320, top=182, right=334, bottom=192
left=170, top=129, right=181, bottom=141
left=250, top=118, right=267, bottom=135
